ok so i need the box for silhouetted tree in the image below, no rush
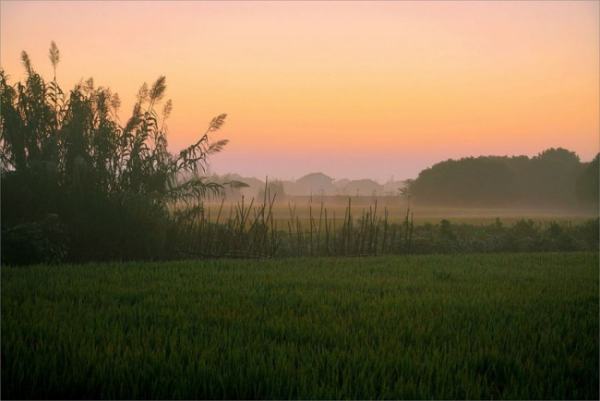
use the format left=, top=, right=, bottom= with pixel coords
left=408, top=148, right=590, bottom=207
left=409, top=157, right=518, bottom=205
left=576, top=154, right=599, bottom=206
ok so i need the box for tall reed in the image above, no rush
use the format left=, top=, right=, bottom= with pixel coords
left=177, top=181, right=415, bottom=258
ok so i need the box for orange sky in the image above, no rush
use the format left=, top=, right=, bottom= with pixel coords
left=1, top=1, right=598, bottom=180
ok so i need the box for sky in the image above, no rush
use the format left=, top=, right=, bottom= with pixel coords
left=1, top=1, right=598, bottom=181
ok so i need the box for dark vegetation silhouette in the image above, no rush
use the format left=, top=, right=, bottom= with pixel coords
left=576, top=154, right=600, bottom=206
left=1, top=42, right=242, bottom=264
left=408, top=148, right=599, bottom=207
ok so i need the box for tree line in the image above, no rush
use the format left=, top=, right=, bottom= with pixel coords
left=408, top=148, right=599, bottom=207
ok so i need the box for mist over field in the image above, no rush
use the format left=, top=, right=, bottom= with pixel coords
left=1, top=1, right=598, bottom=400
left=207, top=147, right=599, bottom=216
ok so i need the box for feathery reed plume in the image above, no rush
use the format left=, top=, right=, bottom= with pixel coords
left=48, top=41, right=60, bottom=80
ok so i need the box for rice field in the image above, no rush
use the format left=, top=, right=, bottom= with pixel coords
left=2, top=252, right=598, bottom=399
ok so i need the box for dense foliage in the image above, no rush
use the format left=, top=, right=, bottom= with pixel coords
left=576, top=154, right=600, bottom=205
left=2, top=253, right=597, bottom=399
left=1, top=43, right=235, bottom=263
left=409, top=148, right=599, bottom=206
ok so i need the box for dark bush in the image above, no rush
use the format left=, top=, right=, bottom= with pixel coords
left=1, top=43, right=235, bottom=264
left=1, top=214, right=68, bottom=265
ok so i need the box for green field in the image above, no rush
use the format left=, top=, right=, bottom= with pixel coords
left=2, top=253, right=598, bottom=399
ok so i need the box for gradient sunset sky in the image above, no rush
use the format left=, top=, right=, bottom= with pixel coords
left=1, top=1, right=598, bottom=181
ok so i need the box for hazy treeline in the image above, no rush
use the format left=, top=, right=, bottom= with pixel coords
left=211, top=172, right=407, bottom=200
left=213, top=148, right=599, bottom=207
left=409, top=149, right=599, bottom=207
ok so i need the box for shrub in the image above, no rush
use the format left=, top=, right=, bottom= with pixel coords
left=1, top=43, right=234, bottom=264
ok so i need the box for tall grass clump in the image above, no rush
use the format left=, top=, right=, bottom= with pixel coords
left=1, top=42, right=242, bottom=264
